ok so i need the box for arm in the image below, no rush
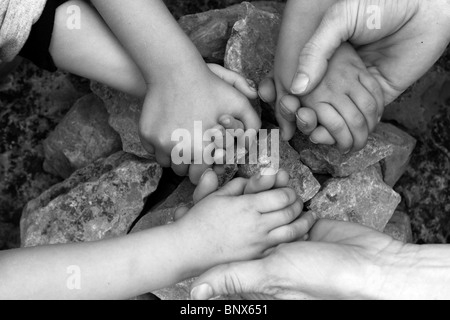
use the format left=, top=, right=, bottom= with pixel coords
left=0, top=224, right=196, bottom=300
left=372, top=244, right=450, bottom=300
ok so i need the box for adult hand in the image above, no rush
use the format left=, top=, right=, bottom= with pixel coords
left=262, top=0, right=450, bottom=142
left=190, top=219, right=405, bottom=300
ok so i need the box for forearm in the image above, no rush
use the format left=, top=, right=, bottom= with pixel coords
left=0, top=224, right=193, bottom=300
left=90, top=0, right=208, bottom=86
left=371, top=244, right=450, bottom=300
left=275, top=0, right=340, bottom=87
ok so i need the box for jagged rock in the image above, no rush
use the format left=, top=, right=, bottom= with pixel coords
left=179, top=1, right=284, bottom=62
left=290, top=131, right=394, bottom=178
left=374, top=123, right=417, bottom=187
left=238, top=129, right=320, bottom=202
left=309, top=166, right=401, bottom=232
left=383, top=68, right=449, bottom=135
left=225, top=3, right=281, bottom=86
left=43, top=94, right=122, bottom=178
left=90, top=83, right=147, bottom=158
left=21, top=152, right=162, bottom=247
left=384, top=211, right=413, bottom=243
left=224, top=3, right=281, bottom=117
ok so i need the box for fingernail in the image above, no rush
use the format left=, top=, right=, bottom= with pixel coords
left=309, top=137, right=318, bottom=145
left=291, top=74, right=309, bottom=95
left=261, top=167, right=278, bottom=176
left=279, top=102, right=291, bottom=117
left=191, top=284, right=214, bottom=300
left=258, top=91, right=268, bottom=103
left=200, top=168, right=213, bottom=181
left=247, top=79, right=257, bottom=91
left=296, top=113, right=308, bottom=128
left=221, top=117, right=231, bottom=126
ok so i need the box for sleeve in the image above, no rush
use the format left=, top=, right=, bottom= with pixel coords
left=0, top=0, right=47, bottom=62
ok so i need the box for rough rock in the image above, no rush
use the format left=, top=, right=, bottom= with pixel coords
left=225, top=3, right=281, bottom=86
left=290, top=131, right=394, bottom=178
left=21, top=152, right=162, bottom=247
left=43, top=94, right=122, bottom=179
left=374, top=123, right=417, bottom=187
left=383, top=68, right=449, bottom=135
left=309, top=166, right=401, bottom=232
left=238, top=129, right=320, bottom=202
left=90, top=83, right=148, bottom=158
left=178, top=1, right=284, bottom=62
left=384, top=211, right=413, bottom=243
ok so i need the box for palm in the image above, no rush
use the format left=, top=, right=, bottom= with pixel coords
left=348, top=0, right=449, bottom=104
left=262, top=220, right=400, bottom=300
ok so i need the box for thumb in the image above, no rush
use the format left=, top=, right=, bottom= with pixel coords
left=290, top=1, right=354, bottom=96
left=190, top=261, right=265, bottom=300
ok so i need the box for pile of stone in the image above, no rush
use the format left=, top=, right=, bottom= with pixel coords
left=21, top=2, right=417, bottom=300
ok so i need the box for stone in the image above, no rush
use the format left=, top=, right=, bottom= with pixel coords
left=309, top=166, right=401, bottom=232
left=374, top=123, right=417, bottom=187
left=290, top=131, right=394, bottom=178
left=224, top=3, right=281, bottom=117
left=43, top=94, right=122, bottom=179
left=384, top=211, right=413, bottom=243
left=21, top=152, right=162, bottom=247
left=90, top=82, right=148, bottom=158
left=238, top=129, right=320, bottom=202
left=178, top=2, right=284, bottom=62
left=383, top=68, right=449, bottom=135
left=132, top=178, right=196, bottom=232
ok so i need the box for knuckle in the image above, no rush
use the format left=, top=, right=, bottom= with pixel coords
left=351, top=113, right=367, bottom=130
left=328, top=118, right=346, bottom=135
left=283, top=226, right=297, bottom=242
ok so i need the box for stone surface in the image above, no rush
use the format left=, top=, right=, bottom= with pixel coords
left=43, top=94, right=122, bottom=179
left=384, top=211, right=413, bottom=243
left=90, top=83, right=148, bottom=158
left=21, top=152, right=162, bottom=247
left=290, top=131, right=394, bottom=178
left=309, top=166, right=401, bottom=232
left=224, top=2, right=281, bottom=118
left=178, top=1, right=284, bottom=62
left=238, top=129, right=320, bottom=202
left=374, top=123, right=417, bottom=187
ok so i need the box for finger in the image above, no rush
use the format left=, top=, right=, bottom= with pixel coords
left=244, top=187, right=298, bottom=213
left=310, top=102, right=354, bottom=153
left=274, top=169, right=290, bottom=188
left=296, top=107, right=318, bottom=135
left=215, top=177, right=249, bottom=197
left=279, top=95, right=301, bottom=122
left=243, top=169, right=278, bottom=195
left=208, top=64, right=258, bottom=99
left=213, top=148, right=226, bottom=166
left=219, top=115, right=245, bottom=132
left=213, top=165, right=226, bottom=176
left=263, top=200, right=303, bottom=230
left=189, top=163, right=213, bottom=185
left=269, top=211, right=317, bottom=245
left=349, top=84, right=379, bottom=136
left=174, top=206, right=190, bottom=221
left=309, top=126, right=336, bottom=145
left=358, top=72, right=385, bottom=124
left=276, top=98, right=297, bottom=141
left=290, top=1, right=354, bottom=96
left=191, top=260, right=266, bottom=300
left=155, top=149, right=171, bottom=168
left=231, top=98, right=262, bottom=131
left=171, top=163, right=189, bottom=177
left=258, top=72, right=276, bottom=103
left=193, top=169, right=219, bottom=204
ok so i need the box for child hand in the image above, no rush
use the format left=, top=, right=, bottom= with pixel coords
left=139, top=63, right=261, bottom=184
left=296, top=43, right=384, bottom=153
left=173, top=169, right=308, bottom=275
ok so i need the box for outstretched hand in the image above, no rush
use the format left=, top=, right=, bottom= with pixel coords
left=191, top=219, right=405, bottom=300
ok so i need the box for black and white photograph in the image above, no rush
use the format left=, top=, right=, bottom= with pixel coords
left=0, top=0, right=449, bottom=302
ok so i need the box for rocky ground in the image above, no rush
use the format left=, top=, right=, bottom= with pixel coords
left=0, top=0, right=449, bottom=253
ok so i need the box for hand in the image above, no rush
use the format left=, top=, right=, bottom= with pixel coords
left=261, top=0, right=450, bottom=143
left=191, top=219, right=405, bottom=300
left=139, top=63, right=261, bottom=184
left=172, top=169, right=310, bottom=277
